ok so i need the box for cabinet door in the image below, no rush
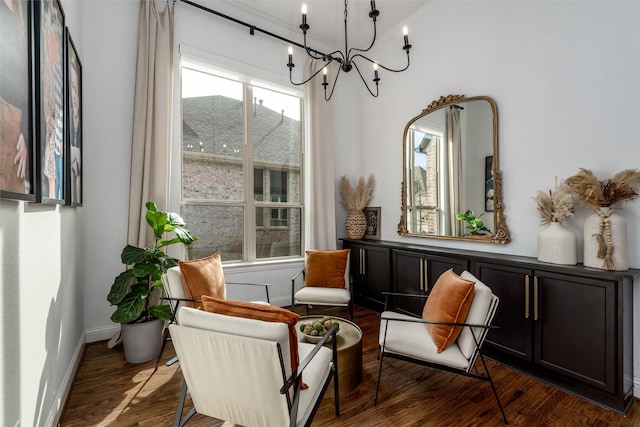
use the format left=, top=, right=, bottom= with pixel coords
left=392, top=250, right=468, bottom=316
left=344, top=243, right=365, bottom=302
left=425, top=255, right=468, bottom=290
left=476, top=262, right=534, bottom=362
left=363, top=246, right=391, bottom=311
left=343, top=242, right=390, bottom=312
left=392, top=250, right=425, bottom=316
left=534, top=271, right=616, bottom=393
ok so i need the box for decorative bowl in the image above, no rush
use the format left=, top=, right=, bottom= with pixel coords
left=297, top=316, right=341, bottom=343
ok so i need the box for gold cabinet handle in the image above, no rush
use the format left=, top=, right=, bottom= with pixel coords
left=534, top=276, right=539, bottom=321
left=423, top=259, right=428, bottom=292
left=525, top=275, right=530, bottom=319
left=419, top=258, right=423, bottom=291
left=360, top=248, right=365, bottom=275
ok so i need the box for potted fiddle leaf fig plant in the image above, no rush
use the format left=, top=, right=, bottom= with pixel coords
left=456, top=209, right=491, bottom=237
left=107, top=201, right=197, bottom=363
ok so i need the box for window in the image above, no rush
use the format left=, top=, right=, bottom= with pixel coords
left=408, top=128, right=441, bottom=234
left=180, top=58, right=303, bottom=262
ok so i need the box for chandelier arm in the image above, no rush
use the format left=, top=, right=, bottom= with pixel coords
left=347, top=18, right=378, bottom=58
left=351, top=60, right=379, bottom=98
left=289, top=59, right=334, bottom=86
left=325, top=66, right=343, bottom=101
left=302, top=33, right=325, bottom=60
left=318, top=50, right=346, bottom=63
left=350, top=52, right=410, bottom=73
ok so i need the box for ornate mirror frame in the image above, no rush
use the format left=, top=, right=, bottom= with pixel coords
left=397, top=94, right=510, bottom=244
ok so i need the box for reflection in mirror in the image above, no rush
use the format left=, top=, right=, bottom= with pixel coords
left=398, top=95, right=510, bottom=243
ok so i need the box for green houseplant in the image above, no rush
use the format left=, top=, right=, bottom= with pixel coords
left=456, top=209, right=491, bottom=236
left=107, top=201, right=197, bottom=362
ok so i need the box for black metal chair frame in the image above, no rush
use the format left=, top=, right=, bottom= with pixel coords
left=375, top=292, right=508, bottom=424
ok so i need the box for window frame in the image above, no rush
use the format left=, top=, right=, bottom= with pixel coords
left=179, top=56, right=305, bottom=263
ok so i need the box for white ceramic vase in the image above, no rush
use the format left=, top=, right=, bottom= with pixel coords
left=583, top=207, right=628, bottom=271
left=537, top=222, right=577, bottom=265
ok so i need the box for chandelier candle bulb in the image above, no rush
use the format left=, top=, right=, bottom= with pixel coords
left=403, top=26, right=409, bottom=47
left=373, top=63, right=379, bottom=82
left=301, top=4, right=307, bottom=28
left=287, top=46, right=293, bottom=67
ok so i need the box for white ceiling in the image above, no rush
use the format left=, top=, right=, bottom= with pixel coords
left=195, top=0, right=428, bottom=49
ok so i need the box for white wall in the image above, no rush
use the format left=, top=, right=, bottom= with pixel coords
left=81, top=0, right=139, bottom=343
left=1, top=2, right=86, bottom=426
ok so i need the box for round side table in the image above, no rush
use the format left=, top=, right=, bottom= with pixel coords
left=297, top=316, right=363, bottom=396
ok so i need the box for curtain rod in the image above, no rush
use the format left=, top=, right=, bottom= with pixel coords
left=177, top=0, right=328, bottom=58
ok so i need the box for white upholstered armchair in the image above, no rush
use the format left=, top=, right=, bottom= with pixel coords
left=169, top=305, right=340, bottom=427
left=157, top=253, right=270, bottom=368
left=375, top=270, right=507, bottom=424
left=291, top=249, right=353, bottom=319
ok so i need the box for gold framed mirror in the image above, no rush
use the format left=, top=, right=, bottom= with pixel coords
left=398, top=94, right=510, bottom=244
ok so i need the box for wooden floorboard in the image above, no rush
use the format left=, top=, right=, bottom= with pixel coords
left=59, top=305, right=639, bottom=426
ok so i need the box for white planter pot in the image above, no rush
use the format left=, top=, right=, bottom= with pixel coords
left=537, top=222, right=577, bottom=265
left=121, top=318, right=165, bottom=364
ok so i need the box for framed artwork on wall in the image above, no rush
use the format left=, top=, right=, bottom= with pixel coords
left=485, top=155, right=494, bottom=212
left=65, top=29, right=81, bottom=207
left=36, top=0, right=66, bottom=204
left=0, top=0, right=37, bottom=201
left=363, top=206, right=381, bottom=240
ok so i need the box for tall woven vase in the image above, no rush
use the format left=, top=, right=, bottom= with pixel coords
left=583, top=207, right=628, bottom=271
left=346, top=209, right=367, bottom=239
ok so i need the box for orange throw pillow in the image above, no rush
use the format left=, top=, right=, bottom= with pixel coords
left=304, top=249, right=350, bottom=288
left=179, top=252, right=226, bottom=309
left=201, top=296, right=307, bottom=389
left=422, top=269, right=475, bottom=353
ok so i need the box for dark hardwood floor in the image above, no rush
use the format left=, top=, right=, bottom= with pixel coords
left=59, top=305, right=639, bottom=426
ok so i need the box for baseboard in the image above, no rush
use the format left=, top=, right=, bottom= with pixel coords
left=46, top=331, right=85, bottom=427
left=268, top=296, right=290, bottom=308
left=86, top=324, right=121, bottom=344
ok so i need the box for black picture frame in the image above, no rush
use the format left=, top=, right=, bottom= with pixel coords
left=0, top=0, right=37, bottom=201
left=36, top=0, right=65, bottom=204
left=65, top=29, right=81, bottom=207
left=485, top=155, right=494, bottom=212
left=363, top=206, right=381, bottom=240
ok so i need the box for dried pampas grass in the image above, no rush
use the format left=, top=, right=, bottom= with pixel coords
left=535, top=181, right=574, bottom=224
left=340, top=174, right=375, bottom=211
left=565, top=168, right=640, bottom=207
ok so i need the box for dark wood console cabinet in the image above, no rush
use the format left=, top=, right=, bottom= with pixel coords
left=345, top=241, right=390, bottom=312
left=341, top=238, right=637, bottom=414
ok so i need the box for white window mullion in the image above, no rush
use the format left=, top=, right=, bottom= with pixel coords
left=244, top=85, right=256, bottom=261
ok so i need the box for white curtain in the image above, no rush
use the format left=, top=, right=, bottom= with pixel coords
left=446, top=107, right=462, bottom=236
left=304, top=59, right=337, bottom=250
left=127, top=0, right=174, bottom=247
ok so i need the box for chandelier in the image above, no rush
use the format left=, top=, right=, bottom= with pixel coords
left=287, top=0, right=412, bottom=100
